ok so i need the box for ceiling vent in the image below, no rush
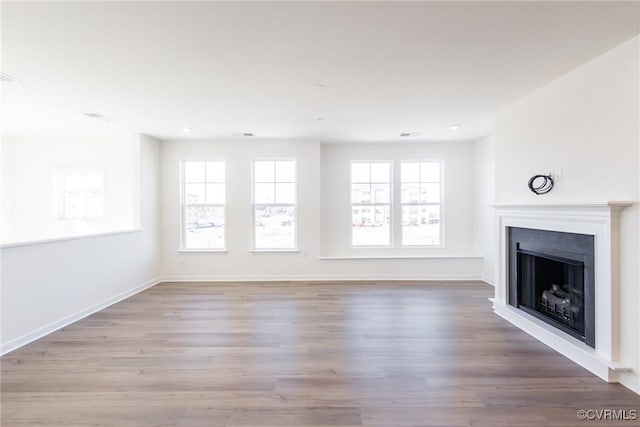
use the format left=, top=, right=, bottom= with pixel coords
left=234, top=132, right=254, bottom=137
left=400, top=132, right=421, bottom=137
left=83, top=113, right=115, bottom=122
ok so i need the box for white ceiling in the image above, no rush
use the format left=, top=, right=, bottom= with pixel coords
left=2, top=1, right=639, bottom=142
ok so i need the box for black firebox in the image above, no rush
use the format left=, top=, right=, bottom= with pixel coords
left=508, top=227, right=595, bottom=348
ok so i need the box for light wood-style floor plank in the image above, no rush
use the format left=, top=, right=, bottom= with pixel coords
left=2, top=281, right=638, bottom=426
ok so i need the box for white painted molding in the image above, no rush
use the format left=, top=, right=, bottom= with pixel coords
left=480, top=275, right=496, bottom=286
left=0, top=276, right=163, bottom=356
left=161, top=273, right=484, bottom=282
left=490, top=202, right=632, bottom=209
left=0, top=228, right=143, bottom=249
left=317, top=255, right=482, bottom=260
left=494, top=302, right=630, bottom=382
left=493, top=202, right=633, bottom=384
left=618, top=371, right=640, bottom=395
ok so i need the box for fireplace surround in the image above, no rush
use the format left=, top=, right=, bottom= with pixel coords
left=492, top=202, right=631, bottom=383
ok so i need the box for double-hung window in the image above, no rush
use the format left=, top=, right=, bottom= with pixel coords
left=253, top=159, right=297, bottom=250
left=351, top=161, right=391, bottom=246
left=182, top=160, right=226, bottom=250
left=400, top=161, right=442, bottom=245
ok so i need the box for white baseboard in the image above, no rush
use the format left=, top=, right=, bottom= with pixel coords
left=161, top=273, right=484, bottom=282
left=493, top=301, right=636, bottom=392
left=480, top=275, right=496, bottom=286
left=0, top=276, right=163, bottom=356
left=619, top=371, right=640, bottom=395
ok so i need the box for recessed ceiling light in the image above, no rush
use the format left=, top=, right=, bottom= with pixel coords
left=182, top=127, right=192, bottom=133
left=0, top=72, right=21, bottom=83
left=449, top=124, right=461, bottom=130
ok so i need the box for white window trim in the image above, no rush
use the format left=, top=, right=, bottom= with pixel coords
left=251, top=158, right=298, bottom=251
left=398, top=159, right=444, bottom=248
left=349, top=159, right=445, bottom=249
left=179, top=249, right=228, bottom=253
left=350, top=160, right=393, bottom=248
left=180, top=158, right=227, bottom=252
left=249, top=249, right=300, bottom=254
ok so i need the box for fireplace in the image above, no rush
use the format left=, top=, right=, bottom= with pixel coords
left=508, top=227, right=595, bottom=348
left=493, top=203, right=631, bottom=384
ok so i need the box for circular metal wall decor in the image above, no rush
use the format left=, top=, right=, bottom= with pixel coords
left=528, top=174, right=554, bottom=195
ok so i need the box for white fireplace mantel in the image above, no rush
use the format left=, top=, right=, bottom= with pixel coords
left=491, top=202, right=632, bottom=382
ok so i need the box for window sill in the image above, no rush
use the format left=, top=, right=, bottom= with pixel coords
left=179, top=249, right=228, bottom=253
left=350, top=245, right=444, bottom=250
left=318, top=255, right=481, bottom=260
left=250, top=249, right=300, bottom=254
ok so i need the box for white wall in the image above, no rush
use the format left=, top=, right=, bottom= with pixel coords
left=472, top=135, right=496, bottom=284
left=1, top=134, right=138, bottom=244
left=160, top=139, right=482, bottom=281
left=494, top=36, right=639, bottom=393
left=321, top=142, right=476, bottom=257
left=0, top=134, right=161, bottom=354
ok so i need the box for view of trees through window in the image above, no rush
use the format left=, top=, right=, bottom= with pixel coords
left=182, top=160, right=225, bottom=249
left=253, top=160, right=296, bottom=249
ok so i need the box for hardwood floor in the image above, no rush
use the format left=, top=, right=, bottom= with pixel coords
left=2, top=281, right=638, bottom=426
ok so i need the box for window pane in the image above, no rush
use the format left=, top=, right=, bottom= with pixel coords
left=184, top=161, right=205, bottom=182
left=371, top=183, right=390, bottom=203
left=401, top=162, right=419, bottom=182
left=351, top=163, right=370, bottom=183
left=58, top=169, right=105, bottom=220
left=275, top=161, right=295, bottom=182
left=206, top=183, right=225, bottom=204
left=370, top=162, right=390, bottom=182
left=351, top=183, right=371, bottom=203
left=254, top=161, right=275, bottom=182
left=275, top=182, right=295, bottom=204
left=206, top=161, right=225, bottom=182
left=64, top=175, right=86, bottom=191
left=184, top=206, right=225, bottom=249
left=255, top=206, right=295, bottom=249
left=85, top=174, right=104, bottom=189
left=402, top=205, right=440, bottom=245
left=420, top=183, right=440, bottom=203
left=352, top=205, right=390, bottom=246
left=254, top=183, right=275, bottom=204
left=421, top=162, right=440, bottom=182
left=401, top=183, right=420, bottom=203
left=185, top=183, right=206, bottom=204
